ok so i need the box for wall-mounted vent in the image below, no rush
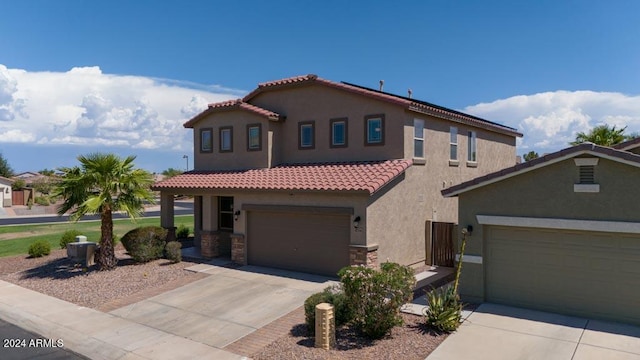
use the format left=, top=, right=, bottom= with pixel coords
left=579, top=165, right=595, bottom=184
left=574, top=157, right=599, bottom=193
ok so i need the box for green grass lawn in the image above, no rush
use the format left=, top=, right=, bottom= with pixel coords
left=0, top=215, right=193, bottom=257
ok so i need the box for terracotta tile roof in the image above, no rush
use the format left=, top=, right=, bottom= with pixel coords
left=184, top=99, right=283, bottom=128
left=152, top=159, right=412, bottom=194
left=242, top=74, right=522, bottom=138
left=442, top=143, right=640, bottom=197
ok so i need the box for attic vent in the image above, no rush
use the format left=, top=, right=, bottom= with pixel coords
left=579, top=165, right=595, bottom=184
left=573, top=157, right=599, bottom=193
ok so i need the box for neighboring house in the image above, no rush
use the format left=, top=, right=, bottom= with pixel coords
left=0, top=176, right=13, bottom=208
left=442, top=142, right=640, bottom=326
left=612, top=136, right=640, bottom=154
left=153, top=74, right=521, bottom=276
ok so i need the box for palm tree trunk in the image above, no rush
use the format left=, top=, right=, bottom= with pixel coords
left=97, top=208, right=118, bottom=270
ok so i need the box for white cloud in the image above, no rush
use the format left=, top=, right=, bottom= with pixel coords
left=0, top=64, right=241, bottom=148
left=464, top=91, right=640, bottom=153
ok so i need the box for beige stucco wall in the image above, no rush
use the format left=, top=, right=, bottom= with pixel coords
left=0, top=182, right=11, bottom=207
left=250, top=84, right=406, bottom=164
left=191, top=110, right=272, bottom=171
left=455, top=156, right=640, bottom=302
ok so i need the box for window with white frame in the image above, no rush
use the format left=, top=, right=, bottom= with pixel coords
left=247, top=124, right=261, bottom=151
left=298, top=121, right=315, bottom=149
left=467, top=131, right=477, bottom=162
left=200, top=128, right=213, bottom=153
left=219, top=127, right=233, bottom=152
left=330, top=118, right=348, bottom=148
left=449, top=126, right=458, bottom=160
left=414, top=119, right=424, bottom=158
left=365, top=114, right=385, bottom=145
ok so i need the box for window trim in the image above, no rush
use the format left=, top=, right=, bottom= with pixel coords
left=467, top=130, right=477, bottom=163
left=298, top=121, right=316, bottom=150
left=413, top=119, right=425, bottom=158
left=330, top=118, right=348, bottom=148
left=246, top=123, right=262, bottom=151
left=449, top=126, right=458, bottom=161
left=219, top=126, right=233, bottom=153
left=200, top=128, right=213, bottom=153
left=364, top=114, right=385, bottom=146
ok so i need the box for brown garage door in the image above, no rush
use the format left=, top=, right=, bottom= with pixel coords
left=486, top=226, right=640, bottom=325
left=247, top=210, right=350, bottom=277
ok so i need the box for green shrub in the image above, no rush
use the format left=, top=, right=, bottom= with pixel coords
left=164, top=241, right=182, bottom=263
left=176, top=224, right=190, bottom=239
left=423, top=285, right=462, bottom=332
left=121, top=226, right=167, bottom=263
left=59, top=229, right=83, bottom=249
left=304, top=285, right=353, bottom=334
left=338, top=262, right=415, bottom=339
left=28, top=240, right=51, bottom=258
left=34, top=196, right=50, bottom=206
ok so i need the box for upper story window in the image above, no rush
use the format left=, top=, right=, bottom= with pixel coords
left=414, top=119, right=425, bottom=158
left=247, top=124, right=262, bottom=151
left=200, top=128, right=213, bottom=153
left=365, top=114, right=385, bottom=146
left=449, top=126, right=458, bottom=161
left=299, top=121, right=315, bottom=149
left=219, top=126, right=233, bottom=153
left=330, top=118, right=348, bottom=148
left=467, top=131, right=477, bottom=162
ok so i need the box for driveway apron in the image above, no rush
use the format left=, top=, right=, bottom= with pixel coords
left=110, top=264, right=334, bottom=350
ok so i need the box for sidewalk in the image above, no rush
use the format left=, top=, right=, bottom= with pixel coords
left=0, top=280, right=244, bottom=360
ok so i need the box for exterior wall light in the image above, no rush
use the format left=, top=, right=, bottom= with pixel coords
left=353, top=216, right=361, bottom=229
left=234, top=210, right=241, bottom=221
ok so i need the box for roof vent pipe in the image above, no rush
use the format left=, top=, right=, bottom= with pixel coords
left=379, top=80, right=384, bottom=92
left=408, top=89, right=412, bottom=99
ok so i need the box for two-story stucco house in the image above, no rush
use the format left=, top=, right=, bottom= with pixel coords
left=153, top=74, right=522, bottom=276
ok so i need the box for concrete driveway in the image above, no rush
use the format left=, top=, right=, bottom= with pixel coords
left=110, top=263, right=334, bottom=350
left=428, top=303, right=640, bottom=360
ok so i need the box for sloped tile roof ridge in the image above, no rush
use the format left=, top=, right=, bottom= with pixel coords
left=612, top=137, right=640, bottom=150
left=442, top=143, right=640, bottom=197
left=184, top=98, right=282, bottom=127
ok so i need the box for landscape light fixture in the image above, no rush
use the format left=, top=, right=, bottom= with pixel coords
left=353, top=216, right=361, bottom=229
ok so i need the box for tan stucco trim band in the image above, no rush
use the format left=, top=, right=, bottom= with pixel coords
left=477, top=215, right=640, bottom=234
left=241, top=204, right=354, bottom=215
left=574, top=158, right=599, bottom=166
left=574, top=184, right=600, bottom=193
left=455, top=254, right=482, bottom=264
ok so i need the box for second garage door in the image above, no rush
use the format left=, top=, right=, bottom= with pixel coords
left=247, top=210, right=350, bottom=277
left=486, top=225, right=640, bottom=325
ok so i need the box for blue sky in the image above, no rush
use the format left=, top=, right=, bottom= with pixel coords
left=1, top=0, right=639, bottom=173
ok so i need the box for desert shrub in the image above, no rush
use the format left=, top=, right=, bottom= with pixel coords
left=165, top=241, right=182, bottom=263
left=176, top=224, right=190, bottom=239
left=121, top=226, right=167, bottom=263
left=28, top=240, right=51, bottom=258
left=304, top=285, right=353, bottom=334
left=338, top=262, right=415, bottom=339
left=34, top=196, right=50, bottom=206
left=423, top=285, right=462, bottom=332
left=59, top=229, right=83, bottom=249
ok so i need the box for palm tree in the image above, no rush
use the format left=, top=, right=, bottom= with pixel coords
left=54, top=153, right=155, bottom=270
left=523, top=151, right=539, bottom=162
left=570, top=125, right=632, bottom=147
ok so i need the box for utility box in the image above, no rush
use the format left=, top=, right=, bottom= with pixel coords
left=314, top=303, right=335, bottom=350
left=66, top=235, right=96, bottom=267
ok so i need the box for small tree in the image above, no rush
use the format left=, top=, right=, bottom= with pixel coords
left=12, top=178, right=26, bottom=190
left=523, top=151, right=539, bottom=162
left=161, top=168, right=183, bottom=179
left=54, top=153, right=155, bottom=270
left=0, top=152, right=13, bottom=178
left=570, top=125, right=634, bottom=147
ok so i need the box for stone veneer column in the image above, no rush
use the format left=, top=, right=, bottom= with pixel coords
left=230, top=234, right=246, bottom=265
left=349, top=244, right=379, bottom=269
left=200, top=230, right=219, bottom=259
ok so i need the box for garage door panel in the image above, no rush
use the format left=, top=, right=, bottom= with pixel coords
left=486, top=226, right=640, bottom=325
left=247, top=211, right=350, bottom=277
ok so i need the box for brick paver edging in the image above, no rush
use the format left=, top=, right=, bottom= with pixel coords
left=224, top=306, right=305, bottom=357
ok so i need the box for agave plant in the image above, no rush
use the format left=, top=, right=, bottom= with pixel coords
left=423, top=285, right=462, bottom=332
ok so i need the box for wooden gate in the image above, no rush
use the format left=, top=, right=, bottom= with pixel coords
left=432, top=222, right=455, bottom=267
left=12, top=190, right=24, bottom=206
